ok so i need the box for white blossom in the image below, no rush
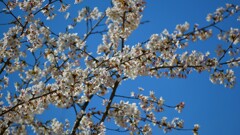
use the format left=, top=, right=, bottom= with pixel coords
left=0, top=1, right=239, bottom=135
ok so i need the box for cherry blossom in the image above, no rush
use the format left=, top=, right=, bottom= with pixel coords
left=0, top=0, right=239, bottom=135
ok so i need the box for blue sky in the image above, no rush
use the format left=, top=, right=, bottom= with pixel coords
left=125, top=1, right=240, bottom=135
left=1, top=0, right=240, bottom=135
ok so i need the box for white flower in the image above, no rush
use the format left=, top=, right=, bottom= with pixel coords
left=67, top=25, right=74, bottom=29
left=59, top=4, right=70, bottom=12
left=74, top=0, right=82, bottom=4
left=65, top=12, right=70, bottom=19
left=206, top=13, right=212, bottom=21
left=51, top=118, right=64, bottom=134
left=90, top=7, right=102, bottom=20
left=76, top=8, right=87, bottom=22
left=175, top=102, right=185, bottom=113
left=131, top=91, right=135, bottom=97
left=157, top=97, right=164, bottom=106
left=138, top=87, right=144, bottom=91
left=176, top=22, right=190, bottom=33
left=194, top=124, right=200, bottom=131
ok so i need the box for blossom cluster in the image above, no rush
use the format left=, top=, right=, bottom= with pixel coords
left=206, top=4, right=239, bottom=22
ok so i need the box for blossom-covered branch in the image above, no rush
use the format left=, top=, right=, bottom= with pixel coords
left=0, top=0, right=239, bottom=134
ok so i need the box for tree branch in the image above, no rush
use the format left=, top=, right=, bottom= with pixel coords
left=99, top=80, right=120, bottom=123
left=218, top=34, right=239, bottom=63
left=0, top=90, right=57, bottom=116
left=0, top=1, right=24, bottom=27
left=115, top=94, right=176, bottom=108
left=0, top=58, right=10, bottom=75
left=71, top=95, right=93, bottom=135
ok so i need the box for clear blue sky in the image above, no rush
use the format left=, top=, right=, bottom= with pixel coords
left=1, top=0, right=240, bottom=135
